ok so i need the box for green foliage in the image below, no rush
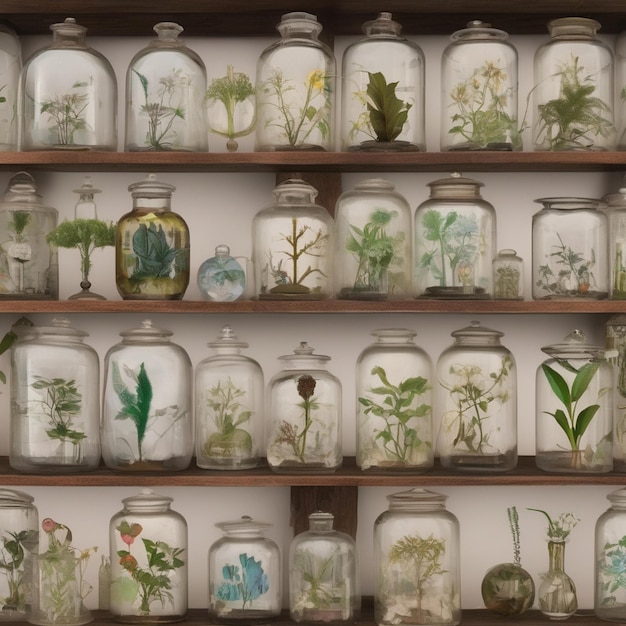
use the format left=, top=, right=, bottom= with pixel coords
left=131, top=222, right=182, bottom=280
left=0, top=529, right=37, bottom=612
left=366, top=72, right=412, bottom=142
left=598, top=535, right=626, bottom=605
left=40, top=81, right=90, bottom=145
left=8, top=211, right=30, bottom=238
left=527, top=509, right=579, bottom=541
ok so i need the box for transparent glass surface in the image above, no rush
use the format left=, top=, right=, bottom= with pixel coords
left=605, top=315, right=626, bottom=470
left=197, top=245, right=245, bottom=302
left=0, top=25, right=21, bottom=151
left=601, top=185, right=626, bottom=299
left=493, top=249, right=524, bottom=300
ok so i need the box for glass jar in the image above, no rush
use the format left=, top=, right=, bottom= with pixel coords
left=340, top=12, right=425, bottom=152
left=493, top=249, right=524, bottom=300
left=109, top=489, right=188, bottom=622
left=252, top=179, right=333, bottom=300
left=0, top=489, right=38, bottom=621
left=197, top=244, right=246, bottom=302
left=414, top=173, right=496, bottom=299
left=441, top=20, right=520, bottom=151
left=374, top=488, right=461, bottom=626
left=101, top=319, right=193, bottom=472
left=256, top=12, right=335, bottom=151
left=10, top=318, right=100, bottom=473
left=606, top=314, right=626, bottom=471
left=125, top=22, right=207, bottom=152
left=536, top=329, right=613, bottom=473
left=266, top=341, right=342, bottom=472
left=0, top=171, right=58, bottom=299
left=532, top=197, right=608, bottom=299
left=195, top=324, right=263, bottom=470
left=436, top=321, right=517, bottom=472
left=532, top=17, right=615, bottom=151
left=616, top=32, right=626, bottom=150
left=208, top=516, right=281, bottom=621
left=356, top=328, right=433, bottom=473
left=334, top=178, right=412, bottom=300
left=18, top=17, right=117, bottom=151
left=116, top=174, right=190, bottom=300
left=601, top=182, right=626, bottom=299
left=0, top=25, right=21, bottom=151
left=289, top=511, right=360, bottom=623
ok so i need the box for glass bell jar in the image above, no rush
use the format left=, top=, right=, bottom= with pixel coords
left=125, top=22, right=207, bottom=152
left=256, top=12, right=335, bottom=151
left=414, top=173, right=496, bottom=299
left=532, top=17, right=615, bottom=151
left=208, top=516, right=281, bottom=622
left=10, top=318, right=100, bottom=473
left=374, top=488, right=461, bottom=626
left=493, top=248, right=524, bottom=300
left=197, top=244, right=246, bottom=302
left=536, top=329, right=613, bottom=473
left=0, top=488, right=38, bottom=621
left=289, top=511, right=360, bottom=623
left=266, top=341, right=342, bottom=473
left=356, top=328, right=433, bottom=473
left=340, top=12, right=424, bottom=152
left=616, top=32, right=626, bottom=150
left=195, top=324, right=264, bottom=470
left=109, top=489, right=188, bottom=622
left=606, top=314, right=626, bottom=471
left=0, top=24, right=21, bottom=151
left=436, top=321, right=518, bottom=472
left=116, top=174, right=190, bottom=300
left=252, top=178, right=333, bottom=300
left=0, top=171, right=58, bottom=299
left=334, top=178, right=412, bottom=300
left=101, top=319, right=193, bottom=472
left=532, top=197, right=608, bottom=300
left=18, top=17, right=117, bottom=151
left=601, top=181, right=626, bottom=299
left=441, top=21, right=519, bottom=151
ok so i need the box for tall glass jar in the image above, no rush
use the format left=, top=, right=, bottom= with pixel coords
left=340, top=12, right=425, bottom=152
left=266, top=341, right=342, bottom=472
left=109, top=489, right=188, bottom=622
left=0, top=489, right=38, bottom=621
left=252, top=179, right=333, bottom=300
left=536, top=329, right=613, bottom=473
left=101, top=319, right=193, bottom=472
left=606, top=314, right=626, bottom=471
left=334, top=178, right=412, bottom=300
left=532, top=197, right=608, bottom=299
left=10, top=318, right=100, bottom=473
left=436, top=321, right=517, bottom=472
left=195, top=324, right=263, bottom=470
left=116, top=174, right=190, bottom=300
left=414, top=173, right=496, bottom=299
left=493, top=249, right=524, bottom=300
left=356, top=328, right=433, bottom=473
left=125, top=22, right=207, bottom=152
left=0, top=171, right=58, bottom=299
left=374, top=488, right=461, bottom=626
left=289, top=511, right=360, bottom=623
left=0, top=25, right=21, bottom=151
left=256, top=12, right=335, bottom=151
left=18, top=17, right=117, bottom=151
left=616, top=32, right=626, bottom=150
left=601, top=182, right=626, bottom=299
left=441, top=20, right=520, bottom=151
left=532, top=17, right=615, bottom=151
left=208, top=516, right=281, bottom=621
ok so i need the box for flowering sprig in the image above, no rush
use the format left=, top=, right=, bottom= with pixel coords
left=528, top=508, right=579, bottom=541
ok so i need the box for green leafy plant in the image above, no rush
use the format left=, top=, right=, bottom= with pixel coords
left=0, top=528, right=37, bottom=614
left=597, top=535, right=626, bottom=607
left=365, top=72, right=412, bottom=143
left=131, top=222, right=182, bottom=281
left=291, top=552, right=341, bottom=617
left=39, top=81, right=91, bottom=145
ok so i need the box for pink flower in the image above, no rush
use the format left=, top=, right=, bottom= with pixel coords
left=42, top=518, right=58, bottom=533
left=120, top=534, right=135, bottom=546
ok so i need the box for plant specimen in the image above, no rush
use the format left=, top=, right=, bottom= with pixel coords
left=116, top=520, right=185, bottom=616
left=358, top=365, right=431, bottom=465
left=364, top=71, right=412, bottom=143
left=291, top=552, right=341, bottom=616
left=494, top=260, right=521, bottom=299
left=130, top=222, right=182, bottom=281
left=215, top=553, right=269, bottom=609
left=597, top=535, right=626, bottom=607
left=0, top=528, right=37, bottom=614
left=39, top=81, right=91, bottom=145
left=5, top=210, right=32, bottom=293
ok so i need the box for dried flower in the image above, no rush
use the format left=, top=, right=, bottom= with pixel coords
left=41, top=518, right=58, bottom=534
left=297, top=374, right=316, bottom=400
left=528, top=508, right=579, bottom=541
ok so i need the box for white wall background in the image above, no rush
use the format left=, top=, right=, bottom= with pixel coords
left=2, top=22, right=625, bottom=613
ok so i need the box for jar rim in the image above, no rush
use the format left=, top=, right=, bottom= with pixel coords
left=120, top=318, right=173, bottom=340
left=387, top=487, right=447, bottom=506
left=450, top=320, right=504, bottom=339
left=122, top=488, right=173, bottom=510
left=216, top=515, right=272, bottom=534
left=0, top=488, right=35, bottom=506
left=534, top=196, right=600, bottom=210
left=541, top=329, right=605, bottom=358
left=451, top=20, right=509, bottom=42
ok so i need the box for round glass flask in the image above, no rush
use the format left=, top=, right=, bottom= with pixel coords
left=196, top=244, right=245, bottom=302
left=0, top=24, right=21, bottom=151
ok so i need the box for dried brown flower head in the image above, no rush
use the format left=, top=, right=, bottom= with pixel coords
left=297, top=374, right=316, bottom=400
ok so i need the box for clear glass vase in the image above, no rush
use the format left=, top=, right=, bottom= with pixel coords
left=0, top=24, right=21, bottom=151
left=481, top=563, right=535, bottom=617
left=538, top=540, right=577, bottom=619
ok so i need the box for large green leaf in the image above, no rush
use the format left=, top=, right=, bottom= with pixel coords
left=571, top=361, right=600, bottom=402
left=366, top=72, right=411, bottom=142
left=541, top=363, right=571, bottom=406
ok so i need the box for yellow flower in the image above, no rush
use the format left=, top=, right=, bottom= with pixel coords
left=306, top=69, right=325, bottom=91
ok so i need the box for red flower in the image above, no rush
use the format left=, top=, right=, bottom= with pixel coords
left=119, top=553, right=138, bottom=572
left=41, top=518, right=58, bottom=533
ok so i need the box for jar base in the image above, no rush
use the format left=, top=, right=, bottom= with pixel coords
left=444, top=141, right=516, bottom=152
left=103, top=458, right=191, bottom=472
left=441, top=452, right=517, bottom=472
left=536, top=451, right=612, bottom=474
left=112, top=614, right=187, bottom=623
left=348, top=140, right=423, bottom=153
left=419, top=286, right=491, bottom=299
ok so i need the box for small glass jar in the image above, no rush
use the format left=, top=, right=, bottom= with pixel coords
left=10, top=318, right=100, bottom=473
left=536, top=329, right=613, bottom=473
left=532, top=17, right=615, bottom=151
left=109, top=489, right=188, bottom=622
left=197, top=244, right=246, bottom=301
left=493, top=249, right=524, bottom=300
left=334, top=178, right=412, bottom=300
left=289, top=511, right=360, bottom=623
left=125, top=22, right=207, bottom=152
left=256, top=12, right=335, bottom=151
left=116, top=174, right=190, bottom=300
left=532, top=197, right=608, bottom=300
left=252, top=179, right=333, bottom=300
left=208, top=516, right=281, bottom=621
left=601, top=183, right=626, bottom=299
left=374, top=488, right=461, bottom=626
left=18, top=17, right=117, bottom=151
left=0, top=489, right=38, bottom=621
left=195, top=324, right=263, bottom=470
left=606, top=314, right=626, bottom=471
left=436, top=321, right=517, bottom=472
left=266, top=341, right=342, bottom=472
left=414, top=173, right=496, bottom=298
left=356, top=328, right=433, bottom=473
left=441, top=20, right=520, bottom=151
left=340, top=12, right=425, bottom=152
left=0, top=25, right=21, bottom=151
left=0, top=171, right=58, bottom=299
left=101, top=319, right=193, bottom=472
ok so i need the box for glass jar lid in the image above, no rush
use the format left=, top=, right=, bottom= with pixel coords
left=0, top=488, right=35, bottom=507
left=208, top=324, right=249, bottom=350
left=547, top=17, right=601, bottom=40
left=353, top=178, right=396, bottom=193
left=1, top=171, right=56, bottom=213
left=371, top=328, right=417, bottom=343
left=427, top=172, right=484, bottom=200
left=451, top=20, right=508, bottom=42
left=272, top=178, right=319, bottom=205
left=534, top=197, right=599, bottom=211
left=607, top=487, right=626, bottom=508
left=277, top=12, right=322, bottom=37
left=450, top=320, right=504, bottom=344
left=278, top=341, right=330, bottom=365
left=128, top=173, right=176, bottom=199
left=363, top=12, right=402, bottom=37
left=541, top=329, right=605, bottom=359
left=387, top=488, right=447, bottom=510
left=151, top=21, right=185, bottom=47
left=216, top=515, right=272, bottom=536
left=50, top=17, right=87, bottom=47
left=30, top=317, right=89, bottom=340
left=308, top=511, right=334, bottom=531
left=122, top=488, right=173, bottom=512
left=119, top=319, right=173, bottom=343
